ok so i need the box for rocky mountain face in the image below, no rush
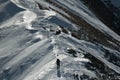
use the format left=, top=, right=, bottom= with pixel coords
left=81, top=0, right=120, bottom=35
left=0, top=0, right=120, bottom=80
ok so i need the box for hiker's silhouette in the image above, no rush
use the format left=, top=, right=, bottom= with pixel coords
left=56, top=59, right=60, bottom=66
left=56, top=59, right=61, bottom=78
left=55, top=29, right=61, bottom=35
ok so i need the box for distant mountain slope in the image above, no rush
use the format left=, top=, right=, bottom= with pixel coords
left=81, top=0, right=120, bottom=35
left=111, top=0, right=120, bottom=7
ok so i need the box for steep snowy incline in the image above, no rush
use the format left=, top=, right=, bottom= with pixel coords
left=0, top=0, right=120, bottom=80
left=33, top=0, right=120, bottom=52
left=0, top=0, right=24, bottom=24
left=35, top=0, right=120, bottom=42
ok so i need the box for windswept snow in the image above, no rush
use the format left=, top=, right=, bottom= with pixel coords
left=23, top=10, right=37, bottom=30
left=0, top=10, right=37, bottom=29
left=0, top=0, right=120, bottom=80
left=43, top=10, right=57, bottom=18
left=53, top=0, right=120, bottom=42
left=0, top=0, right=24, bottom=24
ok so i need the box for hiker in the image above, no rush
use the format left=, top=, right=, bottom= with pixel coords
left=56, top=58, right=61, bottom=78
left=55, top=29, right=61, bottom=35
left=56, top=59, right=60, bottom=67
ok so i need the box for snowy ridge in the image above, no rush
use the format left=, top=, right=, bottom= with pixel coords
left=35, top=0, right=120, bottom=42
left=0, top=0, right=120, bottom=80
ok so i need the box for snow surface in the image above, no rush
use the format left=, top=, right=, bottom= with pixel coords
left=0, top=0, right=24, bottom=24
left=54, top=0, right=120, bottom=42
left=0, top=0, right=120, bottom=80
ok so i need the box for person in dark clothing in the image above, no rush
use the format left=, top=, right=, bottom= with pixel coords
left=56, top=59, right=60, bottom=66
left=55, top=29, right=61, bottom=35
left=56, top=59, right=61, bottom=78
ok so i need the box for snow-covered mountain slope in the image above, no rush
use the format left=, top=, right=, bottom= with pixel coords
left=81, top=0, right=120, bottom=35
left=0, top=0, right=120, bottom=80
left=0, top=0, right=24, bottom=24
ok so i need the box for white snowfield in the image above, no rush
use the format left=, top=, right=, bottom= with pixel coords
left=0, top=0, right=120, bottom=80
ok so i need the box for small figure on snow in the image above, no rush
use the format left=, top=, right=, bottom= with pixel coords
left=56, top=58, right=61, bottom=78
left=56, top=59, right=60, bottom=67
left=55, top=29, right=61, bottom=35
